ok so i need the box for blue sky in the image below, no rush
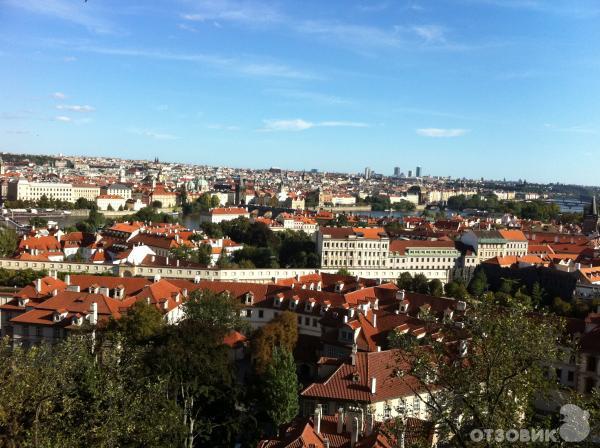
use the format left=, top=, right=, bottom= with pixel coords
left=1, top=0, right=599, bottom=184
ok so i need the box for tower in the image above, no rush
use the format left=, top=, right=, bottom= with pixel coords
left=416, top=166, right=422, bottom=178
left=582, top=196, right=600, bottom=235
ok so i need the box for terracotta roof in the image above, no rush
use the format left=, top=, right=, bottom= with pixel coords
left=301, top=350, right=423, bottom=403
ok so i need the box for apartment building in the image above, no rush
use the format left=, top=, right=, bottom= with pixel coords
left=72, top=184, right=101, bottom=201
left=8, top=179, right=74, bottom=202
left=317, top=227, right=390, bottom=269
left=460, top=229, right=528, bottom=261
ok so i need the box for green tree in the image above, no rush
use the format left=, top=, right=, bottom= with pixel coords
left=468, top=268, right=488, bottom=297
left=336, top=268, right=351, bottom=276
left=411, top=273, right=430, bottom=294
left=200, top=222, right=223, bottom=238
left=391, top=301, right=563, bottom=447
left=111, top=300, right=165, bottom=344
left=147, top=289, right=247, bottom=448
left=29, top=216, right=48, bottom=228
left=444, top=279, right=470, bottom=300
left=0, top=228, right=18, bottom=257
left=260, top=348, right=299, bottom=432
left=428, top=279, right=444, bottom=297
left=106, top=203, right=114, bottom=211
left=0, top=336, right=181, bottom=448
left=530, top=282, right=544, bottom=309
left=396, top=272, right=413, bottom=291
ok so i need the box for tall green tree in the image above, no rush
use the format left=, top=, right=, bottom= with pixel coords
left=468, top=268, right=488, bottom=297
left=428, top=279, right=444, bottom=297
left=0, top=228, right=18, bottom=257
left=147, top=289, right=247, bottom=448
left=411, top=273, right=430, bottom=294
left=397, top=272, right=413, bottom=291
left=260, top=347, right=299, bottom=432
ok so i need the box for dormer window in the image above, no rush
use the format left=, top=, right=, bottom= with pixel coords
left=71, top=315, right=83, bottom=326
left=244, top=292, right=254, bottom=305
left=304, top=300, right=315, bottom=312
left=444, top=308, right=454, bottom=321
left=289, top=297, right=299, bottom=310
left=53, top=310, right=67, bottom=322
left=274, top=295, right=283, bottom=308
left=399, top=300, right=409, bottom=313
left=18, top=298, right=29, bottom=307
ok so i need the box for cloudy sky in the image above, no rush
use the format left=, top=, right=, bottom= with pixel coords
left=1, top=0, right=599, bottom=183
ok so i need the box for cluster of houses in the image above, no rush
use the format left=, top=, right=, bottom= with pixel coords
left=14, top=221, right=243, bottom=267
left=0, top=269, right=598, bottom=447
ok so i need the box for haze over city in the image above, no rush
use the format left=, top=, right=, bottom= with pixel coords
left=2, top=0, right=600, bottom=184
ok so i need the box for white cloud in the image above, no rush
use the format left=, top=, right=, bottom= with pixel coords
left=260, top=119, right=369, bottom=132
left=181, top=0, right=282, bottom=25
left=52, top=92, right=67, bottom=100
left=411, top=25, right=446, bottom=43
left=56, top=104, right=95, bottom=112
left=416, top=128, right=468, bottom=137
left=55, top=116, right=72, bottom=122
left=130, top=128, right=178, bottom=140
left=61, top=45, right=318, bottom=80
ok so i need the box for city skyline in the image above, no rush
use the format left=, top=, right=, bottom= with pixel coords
left=1, top=0, right=600, bottom=183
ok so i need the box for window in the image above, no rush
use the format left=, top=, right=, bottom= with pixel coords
left=305, top=317, right=310, bottom=325
left=258, top=310, right=264, bottom=319
left=556, top=368, right=562, bottom=381
left=384, top=404, right=392, bottom=419
left=568, top=371, right=574, bottom=382
left=587, top=356, right=597, bottom=372
left=245, top=309, right=252, bottom=317
left=312, top=318, right=318, bottom=327
left=53, top=327, right=61, bottom=339
left=36, top=326, right=42, bottom=337
left=413, top=398, right=421, bottom=416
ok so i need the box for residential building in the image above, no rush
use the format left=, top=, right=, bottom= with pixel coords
left=198, top=207, right=249, bottom=224
left=460, top=229, right=528, bottom=261
left=317, top=227, right=390, bottom=269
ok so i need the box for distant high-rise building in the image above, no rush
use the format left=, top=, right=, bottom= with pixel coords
left=393, top=167, right=401, bottom=177
left=416, top=166, right=422, bottom=177
left=408, top=170, right=413, bottom=178
left=364, top=167, right=371, bottom=179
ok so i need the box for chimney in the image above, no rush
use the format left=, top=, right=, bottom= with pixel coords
left=336, top=408, right=344, bottom=434
left=176, top=259, right=180, bottom=267
left=351, top=344, right=357, bottom=366
left=372, top=313, right=377, bottom=328
left=64, top=274, right=71, bottom=286
left=35, top=278, right=42, bottom=293
left=396, top=289, right=406, bottom=301
left=350, top=417, right=359, bottom=447
left=165, top=256, right=169, bottom=265
left=89, top=302, right=98, bottom=325
left=370, top=377, right=377, bottom=394
left=314, top=404, right=322, bottom=434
